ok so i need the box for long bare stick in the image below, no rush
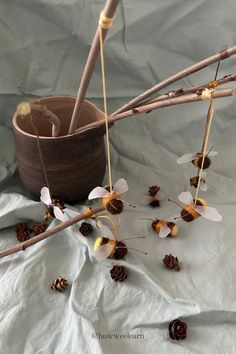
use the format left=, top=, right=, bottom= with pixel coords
left=0, top=205, right=105, bottom=259
left=112, top=46, right=236, bottom=115
left=74, top=87, right=236, bottom=134
left=68, top=0, right=120, bottom=134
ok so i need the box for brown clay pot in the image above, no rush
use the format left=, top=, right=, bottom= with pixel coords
left=12, top=96, right=107, bottom=203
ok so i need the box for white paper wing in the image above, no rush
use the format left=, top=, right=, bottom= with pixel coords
left=40, top=186, right=52, bottom=205
left=208, top=150, right=218, bottom=157
left=156, top=191, right=164, bottom=200
left=53, top=206, right=66, bottom=222
left=93, top=243, right=114, bottom=261
left=177, top=153, right=196, bottom=164
left=113, top=178, right=129, bottom=194
left=178, top=191, right=193, bottom=205
left=97, top=223, right=114, bottom=240
left=195, top=205, right=222, bottom=222
left=88, top=186, right=108, bottom=200
left=159, top=225, right=171, bottom=238
left=200, top=181, right=207, bottom=192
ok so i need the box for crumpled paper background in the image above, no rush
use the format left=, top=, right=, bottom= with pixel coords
left=1, top=1, right=236, bottom=353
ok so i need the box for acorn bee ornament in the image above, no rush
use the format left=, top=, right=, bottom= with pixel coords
left=170, top=191, right=222, bottom=223
left=144, top=185, right=164, bottom=207
left=141, top=217, right=178, bottom=238
left=88, top=178, right=133, bottom=214
left=93, top=216, right=147, bottom=260
left=40, top=186, right=66, bottom=222
left=177, top=147, right=218, bottom=169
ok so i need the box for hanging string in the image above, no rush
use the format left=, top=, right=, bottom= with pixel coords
left=99, top=12, right=114, bottom=193
left=194, top=89, right=215, bottom=203
left=17, top=102, right=52, bottom=198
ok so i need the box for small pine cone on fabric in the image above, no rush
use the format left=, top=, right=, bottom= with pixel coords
left=16, top=223, right=29, bottom=233
left=16, top=230, right=30, bottom=242
left=50, top=276, right=68, bottom=292
left=110, top=265, right=128, bottom=282
left=148, top=185, right=160, bottom=197
left=79, top=222, right=93, bottom=236
left=169, top=319, right=187, bottom=340
left=31, top=223, right=47, bottom=236
left=163, top=254, right=180, bottom=271
left=16, top=223, right=30, bottom=242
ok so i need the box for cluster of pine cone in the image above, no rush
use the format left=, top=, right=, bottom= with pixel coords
left=16, top=222, right=47, bottom=243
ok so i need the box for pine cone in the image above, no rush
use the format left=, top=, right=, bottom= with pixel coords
left=148, top=185, right=160, bottom=197
left=79, top=222, right=93, bottom=236
left=16, top=230, right=30, bottom=242
left=163, top=254, right=180, bottom=271
left=114, top=241, right=127, bottom=259
left=110, top=265, right=128, bottom=282
left=50, top=276, right=68, bottom=292
left=16, top=223, right=29, bottom=233
left=169, top=319, right=187, bottom=340
left=31, top=223, right=47, bottom=236
left=16, top=223, right=30, bottom=242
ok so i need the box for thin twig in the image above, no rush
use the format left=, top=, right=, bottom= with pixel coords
left=31, top=104, right=60, bottom=137
left=0, top=205, right=105, bottom=259
left=112, top=46, right=236, bottom=115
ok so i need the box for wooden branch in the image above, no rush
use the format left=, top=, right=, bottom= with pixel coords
left=111, top=46, right=236, bottom=115
left=0, top=205, right=105, bottom=259
left=138, top=74, right=236, bottom=107
left=112, top=87, right=236, bottom=120
left=73, top=87, right=236, bottom=134
left=68, top=0, right=121, bottom=134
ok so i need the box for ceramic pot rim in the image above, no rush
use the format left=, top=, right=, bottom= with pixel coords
left=12, top=96, right=106, bottom=141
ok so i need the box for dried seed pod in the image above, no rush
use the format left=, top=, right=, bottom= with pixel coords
left=110, top=265, right=128, bottom=282
left=163, top=254, right=180, bottom=271
left=31, top=223, right=47, bottom=236
left=169, top=319, right=187, bottom=340
left=50, top=276, right=68, bottom=292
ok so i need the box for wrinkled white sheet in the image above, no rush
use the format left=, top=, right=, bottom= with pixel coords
left=1, top=1, right=236, bottom=353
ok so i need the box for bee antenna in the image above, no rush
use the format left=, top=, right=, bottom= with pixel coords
left=120, top=199, right=136, bottom=208
left=206, top=145, right=214, bottom=157
left=174, top=216, right=182, bottom=220
left=168, top=198, right=182, bottom=209
left=120, top=236, right=146, bottom=242
left=140, top=217, right=153, bottom=221
left=125, top=247, right=148, bottom=255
